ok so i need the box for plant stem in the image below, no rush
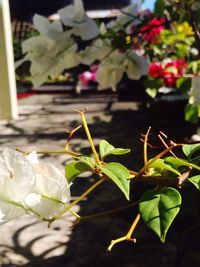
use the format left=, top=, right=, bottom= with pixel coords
left=126, top=214, right=140, bottom=239
left=78, top=110, right=100, bottom=163
left=48, top=177, right=106, bottom=225
left=107, top=213, right=140, bottom=251
left=80, top=201, right=138, bottom=221
left=16, top=148, right=80, bottom=157
left=143, top=127, right=151, bottom=164
left=136, top=144, right=181, bottom=177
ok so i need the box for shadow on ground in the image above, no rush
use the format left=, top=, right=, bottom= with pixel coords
left=0, top=93, right=200, bottom=267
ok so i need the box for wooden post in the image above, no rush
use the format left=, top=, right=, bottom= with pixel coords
left=0, top=0, right=18, bottom=120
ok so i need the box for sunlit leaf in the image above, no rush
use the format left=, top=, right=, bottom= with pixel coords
left=99, top=140, right=130, bottom=160
left=101, top=162, right=130, bottom=200
left=165, top=157, right=200, bottom=171
left=111, top=148, right=131, bottom=155
left=139, top=187, right=181, bottom=242
left=189, top=175, right=200, bottom=190
left=182, top=143, right=200, bottom=159
left=65, top=156, right=95, bottom=183
left=148, top=159, right=181, bottom=176
left=184, top=104, right=199, bottom=124
left=78, top=156, right=96, bottom=168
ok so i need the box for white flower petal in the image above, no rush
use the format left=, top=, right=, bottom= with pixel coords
left=33, top=14, right=63, bottom=39
left=72, top=16, right=99, bottom=40
left=0, top=148, right=36, bottom=201
left=24, top=193, right=41, bottom=207
left=127, top=52, right=149, bottom=79
left=0, top=201, right=25, bottom=224
left=97, top=63, right=125, bottom=90
left=26, top=151, right=39, bottom=165
left=58, top=0, right=85, bottom=26
left=28, top=197, right=66, bottom=220
left=117, top=1, right=141, bottom=25
left=190, top=75, right=200, bottom=106
left=33, top=14, right=50, bottom=35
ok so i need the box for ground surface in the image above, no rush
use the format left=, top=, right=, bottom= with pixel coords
left=0, top=92, right=199, bottom=267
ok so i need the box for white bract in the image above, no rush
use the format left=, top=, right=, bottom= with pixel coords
left=0, top=148, right=70, bottom=224
left=189, top=75, right=200, bottom=106
left=96, top=50, right=149, bottom=90
left=81, top=39, right=112, bottom=65
left=15, top=0, right=149, bottom=89
left=25, top=152, right=71, bottom=219
left=58, top=0, right=99, bottom=40
left=16, top=14, right=81, bottom=87
left=107, top=1, right=141, bottom=32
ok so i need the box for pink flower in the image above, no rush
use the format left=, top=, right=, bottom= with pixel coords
left=90, top=65, right=98, bottom=72
left=78, top=71, right=97, bottom=86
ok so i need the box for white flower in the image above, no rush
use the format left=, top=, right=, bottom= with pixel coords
left=16, top=31, right=81, bottom=87
left=96, top=52, right=126, bottom=90
left=125, top=52, right=149, bottom=80
left=0, top=148, right=71, bottom=224
left=97, top=63, right=125, bottom=90
left=0, top=148, right=36, bottom=224
left=96, top=50, right=149, bottom=90
left=58, top=0, right=99, bottom=40
left=107, top=1, right=141, bottom=31
left=189, top=75, right=200, bottom=106
left=81, top=39, right=112, bottom=65
left=33, top=14, right=63, bottom=39
left=25, top=152, right=71, bottom=220
left=15, top=12, right=82, bottom=87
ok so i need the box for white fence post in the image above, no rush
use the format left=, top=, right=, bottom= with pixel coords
left=0, top=0, right=18, bottom=120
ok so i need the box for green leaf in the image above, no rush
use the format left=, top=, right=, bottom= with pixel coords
left=148, top=159, right=181, bottom=176
left=99, top=140, right=115, bottom=159
left=192, top=2, right=200, bottom=11
left=176, top=78, right=191, bottom=94
left=184, top=104, right=199, bottom=124
left=146, top=88, right=157, bottom=98
left=182, top=143, right=200, bottom=159
left=165, top=157, right=200, bottom=171
left=101, top=162, right=130, bottom=200
left=154, top=0, right=165, bottom=18
left=99, top=140, right=130, bottom=159
left=139, top=187, right=181, bottom=242
left=65, top=156, right=95, bottom=183
left=189, top=175, right=200, bottom=190
left=78, top=156, right=96, bottom=168
left=111, top=148, right=131, bottom=155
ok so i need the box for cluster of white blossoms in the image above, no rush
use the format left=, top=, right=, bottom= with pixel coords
left=0, top=148, right=70, bottom=224
left=16, top=0, right=149, bottom=90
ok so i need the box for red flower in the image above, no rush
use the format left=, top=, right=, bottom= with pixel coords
left=141, top=17, right=165, bottom=43
left=163, top=59, right=187, bottom=86
left=149, top=62, right=163, bottom=77
left=164, top=77, right=177, bottom=87
left=149, top=59, right=187, bottom=87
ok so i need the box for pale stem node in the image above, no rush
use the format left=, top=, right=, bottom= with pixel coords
left=107, top=213, right=140, bottom=251
left=65, top=125, right=82, bottom=150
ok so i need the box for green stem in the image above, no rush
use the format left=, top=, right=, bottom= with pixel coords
left=80, top=201, right=137, bottom=221
left=16, top=148, right=79, bottom=157
left=48, top=177, right=106, bottom=225
left=79, top=111, right=100, bottom=163
left=8, top=200, right=49, bottom=221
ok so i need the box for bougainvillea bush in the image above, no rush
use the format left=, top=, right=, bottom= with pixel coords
left=10, top=0, right=200, bottom=251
